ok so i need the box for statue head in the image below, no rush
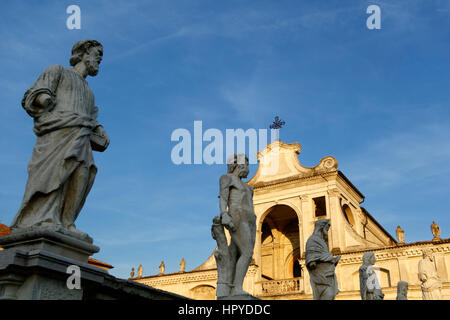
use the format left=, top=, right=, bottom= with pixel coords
left=397, top=281, right=408, bottom=297
left=422, top=248, right=434, bottom=261
left=313, top=219, right=330, bottom=242
left=227, top=153, right=249, bottom=178
left=362, top=251, right=376, bottom=266
left=70, top=39, right=103, bottom=76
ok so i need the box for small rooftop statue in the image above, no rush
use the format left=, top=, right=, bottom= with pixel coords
left=359, top=252, right=384, bottom=300
left=396, top=281, right=408, bottom=300
left=212, top=153, right=257, bottom=299
left=431, top=221, right=441, bottom=241
left=179, top=258, right=186, bottom=273
left=130, top=267, right=135, bottom=279
left=137, top=264, right=143, bottom=279
left=396, top=225, right=405, bottom=244
left=305, top=219, right=340, bottom=300
left=159, top=261, right=165, bottom=275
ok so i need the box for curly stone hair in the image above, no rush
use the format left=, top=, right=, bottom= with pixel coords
left=69, top=39, right=103, bottom=66
left=226, top=153, right=248, bottom=174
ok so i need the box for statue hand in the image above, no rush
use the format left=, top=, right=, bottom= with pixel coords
left=35, top=93, right=55, bottom=111
left=308, top=261, right=317, bottom=270
left=221, top=212, right=236, bottom=232
left=93, top=125, right=110, bottom=150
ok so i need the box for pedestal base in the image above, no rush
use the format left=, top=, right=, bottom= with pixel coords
left=0, top=226, right=99, bottom=263
left=0, top=226, right=188, bottom=300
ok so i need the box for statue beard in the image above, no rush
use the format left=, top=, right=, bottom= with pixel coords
left=238, top=167, right=249, bottom=178
left=86, top=59, right=99, bottom=76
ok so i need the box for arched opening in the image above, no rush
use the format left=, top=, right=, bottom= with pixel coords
left=260, top=205, right=300, bottom=280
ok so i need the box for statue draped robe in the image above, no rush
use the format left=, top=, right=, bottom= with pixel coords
left=418, top=258, right=442, bottom=300
left=305, top=234, right=339, bottom=300
left=11, top=65, right=101, bottom=230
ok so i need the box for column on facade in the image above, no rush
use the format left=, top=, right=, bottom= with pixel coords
left=327, top=189, right=344, bottom=254
left=300, top=195, right=312, bottom=294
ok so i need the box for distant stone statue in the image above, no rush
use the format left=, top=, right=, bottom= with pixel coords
left=137, top=264, right=143, bottom=279
left=359, top=252, right=384, bottom=300
left=130, top=267, right=135, bottom=279
left=211, top=153, right=256, bottom=298
left=10, top=40, right=109, bottom=235
left=305, top=219, right=340, bottom=300
left=159, top=261, right=165, bottom=275
left=418, top=249, right=442, bottom=300
left=396, top=281, right=408, bottom=300
left=431, top=221, right=441, bottom=241
left=396, top=226, right=405, bottom=244
left=179, top=258, right=186, bottom=273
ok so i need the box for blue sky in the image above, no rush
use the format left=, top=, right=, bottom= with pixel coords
left=0, top=0, right=449, bottom=279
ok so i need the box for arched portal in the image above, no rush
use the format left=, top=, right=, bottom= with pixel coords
left=260, top=205, right=300, bottom=280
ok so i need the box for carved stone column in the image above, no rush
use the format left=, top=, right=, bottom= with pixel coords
left=327, top=189, right=343, bottom=254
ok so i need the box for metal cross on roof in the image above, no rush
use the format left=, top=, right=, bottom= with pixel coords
left=270, top=116, right=285, bottom=140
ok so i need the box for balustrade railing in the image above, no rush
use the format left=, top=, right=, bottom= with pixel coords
left=257, top=277, right=303, bottom=295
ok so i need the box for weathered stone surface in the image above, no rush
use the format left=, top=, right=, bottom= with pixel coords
left=0, top=248, right=188, bottom=300
left=0, top=226, right=99, bottom=263
left=396, top=226, right=405, bottom=244
left=359, top=251, right=384, bottom=300
left=396, top=281, right=408, bottom=300
left=305, top=219, right=340, bottom=300
left=431, top=221, right=441, bottom=241
left=212, top=154, right=256, bottom=298
left=418, top=249, right=442, bottom=299
left=10, top=40, right=109, bottom=237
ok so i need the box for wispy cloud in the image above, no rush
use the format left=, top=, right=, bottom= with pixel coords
left=342, top=121, right=450, bottom=189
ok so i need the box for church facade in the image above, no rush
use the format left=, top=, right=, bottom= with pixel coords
left=133, top=140, right=450, bottom=300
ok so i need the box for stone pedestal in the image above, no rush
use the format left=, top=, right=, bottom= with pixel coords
left=0, top=227, right=187, bottom=300
left=0, top=226, right=102, bottom=300
left=0, top=226, right=99, bottom=263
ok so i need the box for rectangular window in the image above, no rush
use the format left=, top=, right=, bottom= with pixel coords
left=313, top=196, right=327, bottom=217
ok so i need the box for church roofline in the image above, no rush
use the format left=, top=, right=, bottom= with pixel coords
left=339, top=237, right=450, bottom=256
left=336, top=170, right=365, bottom=200
left=136, top=267, right=217, bottom=280
left=360, top=206, right=397, bottom=244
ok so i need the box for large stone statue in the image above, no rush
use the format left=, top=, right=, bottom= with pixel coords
left=305, top=219, right=340, bottom=300
left=10, top=39, right=109, bottom=235
left=396, top=225, right=405, bottom=244
left=359, top=252, right=384, bottom=300
left=396, top=281, right=408, bottom=300
left=211, top=154, right=256, bottom=299
left=418, top=249, right=442, bottom=299
left=431, top=221, right=441, bottom=241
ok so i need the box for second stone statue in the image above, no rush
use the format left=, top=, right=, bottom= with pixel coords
left=211, top=153, right=257, bottom=299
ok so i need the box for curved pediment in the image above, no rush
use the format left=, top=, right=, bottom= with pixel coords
left=247, top=140, right=338, bottom=187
